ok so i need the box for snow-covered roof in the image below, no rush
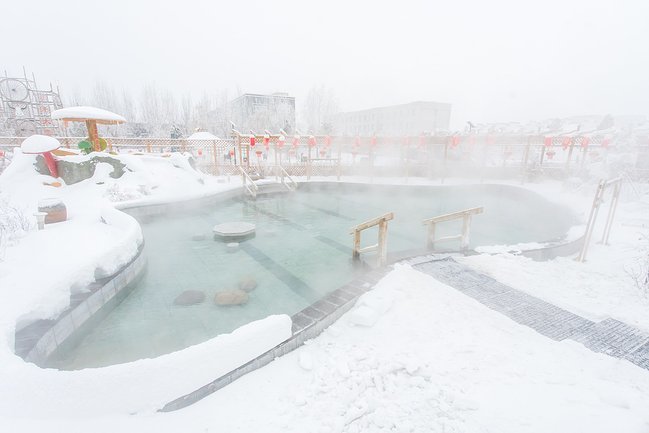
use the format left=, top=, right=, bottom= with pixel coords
left=187, top=131, right=220, bottom=140
left=21, top=135, right=61, bottom=153
left=52, top=106, right=126, bottom=124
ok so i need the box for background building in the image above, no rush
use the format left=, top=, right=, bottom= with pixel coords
left=329, top=101, right=451, bottom=136
left=230, top=92, right=295, bottom=134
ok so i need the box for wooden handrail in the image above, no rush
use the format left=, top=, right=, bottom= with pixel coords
left=238, top=166, right=259, bottom=198
left=350, top=212, right=394, bottom=234
left=350, top=212, right=394, bottom=267
left=422, top=206, right=483, bottom=252
left=422, top=207, right=483, bottom=224
left=276, top=165, right=297, bottom=191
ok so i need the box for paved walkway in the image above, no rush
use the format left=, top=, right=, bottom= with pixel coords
left=408, top=256, right=649, bottom=371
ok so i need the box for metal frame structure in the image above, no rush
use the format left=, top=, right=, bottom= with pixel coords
left=0, top=68, right=63, bottom=136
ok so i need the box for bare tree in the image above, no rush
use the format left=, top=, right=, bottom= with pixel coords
left=301, top=85, right=339, bottom=133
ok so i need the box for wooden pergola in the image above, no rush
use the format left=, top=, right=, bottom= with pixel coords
left=52, top=106, right=126, bottom=152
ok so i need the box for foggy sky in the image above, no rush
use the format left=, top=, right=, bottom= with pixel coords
left=2, top=0, right=647, bottom=129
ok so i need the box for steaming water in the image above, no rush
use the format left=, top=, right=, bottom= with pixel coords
left=50, top=183, right=576, bottom=369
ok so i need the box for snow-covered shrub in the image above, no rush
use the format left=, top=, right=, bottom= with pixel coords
left=0, top=194, right=31, bottom=260
left=627, top=234, right=649, bottom=298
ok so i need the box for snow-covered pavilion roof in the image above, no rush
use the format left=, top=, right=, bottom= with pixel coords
left=52, top=106, right=126, bottom=124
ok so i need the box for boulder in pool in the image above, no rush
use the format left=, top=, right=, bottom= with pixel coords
left=214, top=289, right=249, bottom=306
left=174, top=290, right=206, bottom=306
left=238, top=277, right=258, bottom=292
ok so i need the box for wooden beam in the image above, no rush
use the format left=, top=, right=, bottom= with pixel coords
left=86, top=119, right=100, bottom=152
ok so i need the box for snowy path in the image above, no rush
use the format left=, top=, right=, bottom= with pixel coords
left=411, top=256, right=649, bottom=370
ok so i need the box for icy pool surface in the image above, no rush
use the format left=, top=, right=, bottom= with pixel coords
left=50, top=183, right=577, bottom=369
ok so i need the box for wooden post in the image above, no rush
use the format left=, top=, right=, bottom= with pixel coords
left=274, top=140, right=279, bottom=181
left=577, top=181, right=604, bottom=262
left=337, top=137, right=342, bottom=181
left=442, top=140, right=448, bottom=183
left=565, top=139, right=575, bottom=171
left=352, top=230, right=361, bottom=262
left=307, top=144, right=312, bottom=180
left=426, top=222, right=436, bottom=250
left=461, top=214, right=471, bottom=251
left=601, top=180, right=622, bottom=245
left=522, top=136, right=531, bottom=181
left=86, top=120, right=100, bottom=152
left=377, top=219, right=388, bottom=266
left=212, top=140, right=219, bottom=176
left=580, top=145, right=588, bottom=170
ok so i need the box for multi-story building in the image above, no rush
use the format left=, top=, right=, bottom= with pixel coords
left=230, top=92, right=296, bottom=134
left=329, top=101, right=451, bottom=136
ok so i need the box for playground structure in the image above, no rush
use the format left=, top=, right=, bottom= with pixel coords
left=0, top=69, right=63, bottom=137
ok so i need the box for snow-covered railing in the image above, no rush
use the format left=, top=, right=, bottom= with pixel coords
left=422, top=206, right=484, bottom=252
left=577, top=177, right=622, bottom=262
left=350, top=212, right=394, bottom=267
left=238, top=166, right=259, bottom=198
left=275, top=165, right=297, bottom=191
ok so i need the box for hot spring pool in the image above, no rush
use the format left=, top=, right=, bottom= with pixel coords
left=49, top=183, right=577, bottom=369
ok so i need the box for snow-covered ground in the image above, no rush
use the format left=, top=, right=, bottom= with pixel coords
left=1, top=149, right=648, bottom=432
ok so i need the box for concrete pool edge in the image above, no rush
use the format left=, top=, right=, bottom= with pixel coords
left=19, top=242, right=147, bottom=366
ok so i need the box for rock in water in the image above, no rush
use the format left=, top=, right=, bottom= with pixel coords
left=214, top=289, right=249, bottom=306
left=238, top=277, right=258, bottom=292
left=174, top=290, right=206, bottom=306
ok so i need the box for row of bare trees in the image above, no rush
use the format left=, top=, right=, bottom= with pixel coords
left=64, top=82, right=339, bottom=138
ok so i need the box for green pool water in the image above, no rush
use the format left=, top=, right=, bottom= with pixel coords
left=51, top=183, right=577, bottom=369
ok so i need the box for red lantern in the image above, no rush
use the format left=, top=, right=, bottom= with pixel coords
left=292, top=136, right=300, bottom=147
left=308, top=136, right=317, bottom=147
left=580, top=136, right=590, bottom=148
left=249, top=136, right=256, bottom=147
left=263, top=135, right=270, bottom=150
left=277, top=135, right=285, bottom=148
left=197, top=149, right=203, bottom=156
left=370, top=136, right=377, bottom=147
left=324, top=135, right=332, bottom=147
left=229, top=149, right=235, bottom=157
left=601, top=137, right=610, bottom=148
left=0, top=150, right=4, bottom=157
left=562, top=137, right=572, bottom=150
left=451, top=135, right=460, bottom=148
left=544, top=137, right=553, bottom=147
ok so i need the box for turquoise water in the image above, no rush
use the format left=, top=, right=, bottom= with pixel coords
left=52, top=183, right=576, bottom=369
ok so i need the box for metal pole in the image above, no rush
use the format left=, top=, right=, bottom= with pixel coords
left=577, top=181, right=604, bottom=262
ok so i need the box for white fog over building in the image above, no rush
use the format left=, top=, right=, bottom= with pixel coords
left=329, top=101, right=452, bottom=136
